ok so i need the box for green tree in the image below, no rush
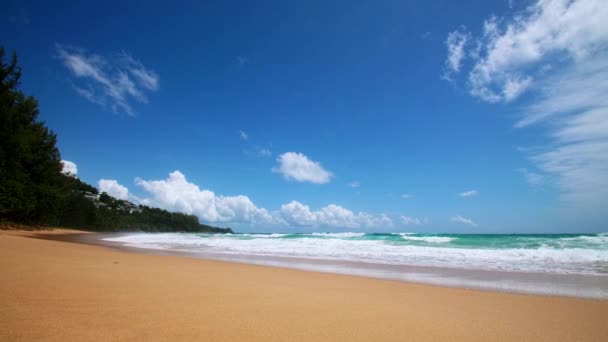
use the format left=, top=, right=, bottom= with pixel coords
left=0, top=48, right=64, bottom=224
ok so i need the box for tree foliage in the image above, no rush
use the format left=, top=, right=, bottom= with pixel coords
left=0, top=48, right=64, bottom=224
left=0, top=48, right=232, bottom=234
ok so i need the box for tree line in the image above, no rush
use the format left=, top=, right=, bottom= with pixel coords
left=0, top=48, right=232, bottom=233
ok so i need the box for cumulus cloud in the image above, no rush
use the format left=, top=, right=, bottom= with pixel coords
left=56, top=44, right=159, bottom=115
left=450, top=215, right=478, bottom=227
left=135, top=170, right=274, bottom=224
left=459, top=189, right=478, bottom=197
left=98, top=179, right=129, bottom=200
left=272, top=152, right=333, bottom=184
left=348, top=181, right=361, bottom=188
left=445, top=0, right=608, bottom=205
left=278, top=201, right=393, bottom=229
left=400, top=216, right=428, bottom=225
left=239, top=130, right=248, bottom=140
left=61, top=160, right=77, bottom=176
left=132, top=170, right=394, bottom=229
left=401, top=194, right=413, bottom=199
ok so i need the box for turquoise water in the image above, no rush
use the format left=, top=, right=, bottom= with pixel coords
left=228, top=232, right=608, bottom=250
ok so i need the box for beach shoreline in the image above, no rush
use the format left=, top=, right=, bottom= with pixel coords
left=65, top=231, right=608, bottom=300
left=2, top=228, right=608, bottom=341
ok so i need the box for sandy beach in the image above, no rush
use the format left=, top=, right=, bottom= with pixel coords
left=1, top=229, right=607, bottom=341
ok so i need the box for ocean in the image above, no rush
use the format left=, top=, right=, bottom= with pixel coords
left=104, top=232, right=608, bottom=299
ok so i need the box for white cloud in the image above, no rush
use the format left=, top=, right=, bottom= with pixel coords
left=61, top=160, right=77, bottom=176
left=243, top=146, right=272, bottom=158
left=135, top=170, right=274, bottom=224
left=278, top=201, right=393, bottom=229
left=133, top=170, right=394, bottom=229
left=121, top=54, right=159, bottom=91
left=348, top=181, right=361, bottom=188
left=519, top=168, right=545, bottom=186
left=257, top=147, right=272, bottom=157
left=56, top=44, right=159, bottom=115
left=502, top=76, right=533, bottom=101
left=400, top=216, right=428, bottom=225
left=98, top=179, right=129, bottom=200
left=446, top=0, right=608, bottom=103
left=445, top=0, right=608, bottom=205
left=401, top=194, right=413, bottom=199
left=239, top=130, right=249, bottom=140
left=272, top=152, right=333, bottom=184
left=450, top=215, right=478, bottom=227
left=521, top=57, right=608, bottom=204
left=443, top=29, right=470, bottom=79
left=459, top=189, right=478, bottom=197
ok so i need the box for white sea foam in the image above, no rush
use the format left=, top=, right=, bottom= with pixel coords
left=105, top=233, right=608, bottom=276
left=560, top=234, right=608, bottom=244
left=399, top=235, right=454, bottom=243
left=238, top=233, right=288, bottom=238
left=309, top=232, right=366, bottom=238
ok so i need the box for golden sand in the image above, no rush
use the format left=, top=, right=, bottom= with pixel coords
left=1, top=229, right=607, bottom=341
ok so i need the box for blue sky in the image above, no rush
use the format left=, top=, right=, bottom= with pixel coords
left=3, top=0, right=607, bottom=232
